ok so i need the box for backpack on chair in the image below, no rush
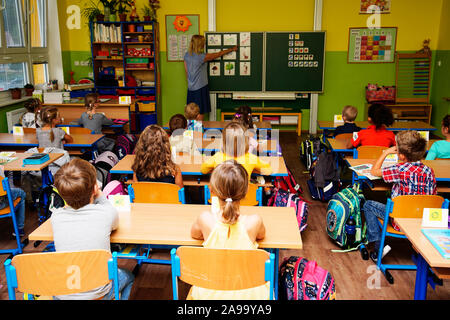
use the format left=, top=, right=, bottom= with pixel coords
left=279, top=256, right=336, bottom=300
left=37, top=185, right=66, bottom=224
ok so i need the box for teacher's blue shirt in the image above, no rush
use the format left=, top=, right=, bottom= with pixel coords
left=184, top=52, right=207, bottom=91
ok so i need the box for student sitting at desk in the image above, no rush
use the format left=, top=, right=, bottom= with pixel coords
left=77, top=93, right=115, bottom=153
left=132, top=124, right=184, bottom=189
left=426, top=115, right=450, bottom=160
left=363, top=130, right=436, bottom=262
left=347, top=103, right=395, bottom=149
left=233, top=106, right=258, bottom=154
left=185, top=102, right=203, bottom=132
left=201, top=122, right=272, bottom=180
left=333, top=105, right=361, bottom=137
left=168, top=113, right=201, bottom=156
left=52, top=158, right=134, bottom=300
left=20, top=98, right=43, bottom=128
left=36, top=107, right=73, bottom=149
left=191, top=160, right=268, bottom=299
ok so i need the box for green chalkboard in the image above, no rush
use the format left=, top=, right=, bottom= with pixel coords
left=265, top=32, right=326, bottom=92
left=205, top=32, right=263, bottom=92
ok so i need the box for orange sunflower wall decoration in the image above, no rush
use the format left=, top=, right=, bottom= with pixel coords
left=173, top=16, right=192, bottom=32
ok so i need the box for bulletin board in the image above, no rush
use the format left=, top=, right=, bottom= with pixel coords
left=165, top=15, right=200, bottom=62
left=348, top=27, right=397, bottom=63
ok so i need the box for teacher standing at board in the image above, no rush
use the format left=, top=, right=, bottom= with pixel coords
left=184, top=35, right=238, bottom=120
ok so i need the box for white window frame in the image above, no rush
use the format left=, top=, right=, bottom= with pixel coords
left=0, top=0, right=49, bottom=93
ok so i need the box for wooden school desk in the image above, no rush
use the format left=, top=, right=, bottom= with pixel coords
left=345, top=158, right=450, bottom=193
left=110, top=154, right=289, bottom=177
left=328, top=139, right=438, bottom=153
left=394, top=218, right=450, bottom=300
left=0, top=133, right=105, bottom=157
left=163, top=121, right=272, bottom=132
left=3, top=153, right=64, bottom=188
left=28, top=203, right=302, bottom=299
left=318, top=120, right=436, bottom=139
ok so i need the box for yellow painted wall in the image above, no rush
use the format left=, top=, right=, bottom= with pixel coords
left=437, top=0, right=450, bottom=50
left=322, top=0, right=443, bottom=51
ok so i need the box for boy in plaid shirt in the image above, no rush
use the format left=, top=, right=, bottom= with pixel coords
left=363, top=130, right=436, bottom=262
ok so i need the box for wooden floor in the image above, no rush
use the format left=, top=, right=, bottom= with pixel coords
left=0, top=131, right=448, bottom=300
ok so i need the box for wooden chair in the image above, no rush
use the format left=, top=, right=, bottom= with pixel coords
left=0, top=178, right=26, bottom=257
left=128, top=182, right=186, bottom=204
left=4, top=250, right=120, bottom=300
left=63, top=127, right=93, bottom=134
left=353, top=145, right=388, bottom=159
left=203, top=183, right=263, bottom=206
left=23, top=128, right=36, bottom=134
left=170, top=247, right=275, bottom=300
left=376, top=195, right=449, bottom=284
left=334, top=133, right=353, bottom=140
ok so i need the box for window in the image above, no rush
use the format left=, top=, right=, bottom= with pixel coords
left=3, top=0, right=25, bottom=48
left=0, top=0, right=48, bottom=92
left=0, top=62, right=29, bottom=91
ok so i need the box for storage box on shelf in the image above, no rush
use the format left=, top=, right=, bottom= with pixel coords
left=89, top=21, right=160, bottom=133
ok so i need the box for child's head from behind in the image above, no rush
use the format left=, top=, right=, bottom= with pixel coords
left=342, top=105, right=358, bottom=122
left=84, top=93, right=99, bottom=111
left=441, top=115, right=450, bottom=137
left=233, top=105, right=253, bottom=129
left=132, top=124, right=176, bottom=180
left=41, top=107, right=60, bottom=127
left=24, top=98, right=42, bottom=113
left=54, top=158, right=98, bottom=210
left=169, top=114, right=188, bottom=135
left=222, top=122, right=249, bottom=157
left=396, top=130, right=427, bottom=162
left=367, top=103, right=394, bottom=129
left=210, top=160, right=249, bottom=225
left=185, top=103, right=200, bottom=121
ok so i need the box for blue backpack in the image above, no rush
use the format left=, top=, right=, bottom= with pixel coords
left=325, top=184, right=366, bottom=250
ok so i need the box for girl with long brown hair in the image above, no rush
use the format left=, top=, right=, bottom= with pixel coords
left=132, top=125, right=183, bottom=188
left=190, top=160, right=268, bottom=299
left=36, top=107, right=73, bottom=148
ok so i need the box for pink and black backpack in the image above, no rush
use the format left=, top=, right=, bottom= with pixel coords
left=279, top=256, right=336, bottom=300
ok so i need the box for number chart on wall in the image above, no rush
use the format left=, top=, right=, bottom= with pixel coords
left=348, top=27, right=397, bottom=63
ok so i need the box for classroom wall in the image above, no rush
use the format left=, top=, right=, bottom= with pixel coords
left=55, top=0, right=446, bottom=131
left=430, top=0, right=450, bottom=136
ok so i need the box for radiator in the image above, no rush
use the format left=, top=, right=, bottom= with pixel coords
left=6, top=108, right=26, bottom=133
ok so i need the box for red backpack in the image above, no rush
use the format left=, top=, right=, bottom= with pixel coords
left=272, top=166, right=303, bottom=196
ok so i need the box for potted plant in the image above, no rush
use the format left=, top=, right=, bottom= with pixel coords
left=116, top=0, right=130, bottom=22
left=24, top=84, right=34, bottom=96
left=99, top=0, right=118, bottom=22
left=81, top=0, right=103, bottom=23
left=141, top=5, right=152, bottom=21
left=148, top=0, right=160, bottom=21
left=11, top=88, right=22, bottom=99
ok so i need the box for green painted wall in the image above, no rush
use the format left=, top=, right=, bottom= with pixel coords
left=430, top=50, right=450, bottom=137
left=61, top=51, right=93, bottom=84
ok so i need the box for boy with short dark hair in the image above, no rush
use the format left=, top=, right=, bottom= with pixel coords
left=52, top=158, right=134, bottom=300
left=333, top=105, right=361, bottom=137
left=363, top=130, right=436, bottom=262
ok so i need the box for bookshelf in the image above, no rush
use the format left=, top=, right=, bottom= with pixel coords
left=89, top=21, right=160, bottom=132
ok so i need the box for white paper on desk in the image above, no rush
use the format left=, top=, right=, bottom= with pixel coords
left=108, top=195, right=130, bottom=212
left=422, top=208, right=449, bottom=228
left=349, top=164, right=381, bottom=180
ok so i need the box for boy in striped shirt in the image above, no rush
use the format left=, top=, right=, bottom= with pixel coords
left=363, top=130, right=436, bottom=262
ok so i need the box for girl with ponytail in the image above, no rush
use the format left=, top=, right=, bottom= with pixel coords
left=77, top=93, right=114, bottom=134
left=36, top=107, right=73, bottom=148
left=190, top=160, right=268, bottom=300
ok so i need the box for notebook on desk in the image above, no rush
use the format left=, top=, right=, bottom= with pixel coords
left=23, top=153, right=50, bottom=165
left=421, top=228, right=450, bottom=259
